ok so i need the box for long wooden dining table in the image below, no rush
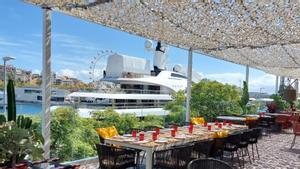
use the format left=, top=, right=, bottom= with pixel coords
left=105, top=123, right=248, bottom=169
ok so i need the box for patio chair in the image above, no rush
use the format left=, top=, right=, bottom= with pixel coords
left=223, top=133, right=242, bottom=168
left=191, top=139, right=214, bottom=159
left=248, top=128, right=261, bottom=160
left=258, top=117, right=274, bottom=136
left=238, top=130, right=252, bottom=165
left=210, top=138, right=226, bottom=160
left=288, top=114, right=300, bottom=125
left=96, top=143, right=138, bottom=169
left=187, top=158, right=232, bottom=169
left=246, top=120, right=258, bottom=129
left=290, top=122, right=300, bottom=149
left=275, top=115, right=290, bottom=131
left=153, top=144, right=193, bottom=169
left=96, top=126, right=142, bottom=165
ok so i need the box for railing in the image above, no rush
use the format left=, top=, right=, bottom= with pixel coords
left=82, top=88, right=172, bottom=94
left=71, top=101, right=169, bottom=109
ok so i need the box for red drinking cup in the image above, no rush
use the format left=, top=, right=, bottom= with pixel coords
left=152, top=132, right=157, bottom=141
left=173, top=125, right=178, bottom=132
left=208, top=125, right=212, bottom=131
left=171, top=129, right=176, bottom=137
left=214, top=120, right=219, bottom=125
left=218, top=123, right=222, bottom=129
left=139, top=132, right=144, bottom=141
left=203, top=122, right=208, bottom=127
left=223, top=120, right=226, bottom=125
left=189, top=124, right=194, bottom=129
left=132, top=130, right=137, bottom=137
left=155, top=128, right=160, bottom=134
left=188, top=126, right=193, bottom=134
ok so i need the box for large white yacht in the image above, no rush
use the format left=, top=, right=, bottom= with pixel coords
left=66, top=42, right=201, bottom=117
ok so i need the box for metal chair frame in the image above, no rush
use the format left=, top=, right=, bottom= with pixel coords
left=187, top=158, right=232, bottom=169
left=290, top=122, right=300, bottom=149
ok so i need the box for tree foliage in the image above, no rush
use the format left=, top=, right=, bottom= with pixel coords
left=269, top=94, right=289, bottom=111
left=49, top=107, right=166, bottom=162
left=164, top=90, right=185, bottom=125
left=190, top=80, right=241, bottom=120
left=239, top=81, right=249, bottom=114
left=51, top=107, right=98, bottom=161
left=92, top=109, right=164, bottom=133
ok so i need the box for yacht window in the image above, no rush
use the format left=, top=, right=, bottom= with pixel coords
left=25, top=89, right=41, bottom=94
left=37, top=96, right=42, bottom=100
left=171, top=73, right=187, bottom=79
left=128, top=100, right=137, bottom=103
left=115, top=99, right=125, bottom=103
left=51, top=97, right=64, bottom=102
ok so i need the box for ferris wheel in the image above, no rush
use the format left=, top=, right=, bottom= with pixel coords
left=89, top=50, right=114, bottom=86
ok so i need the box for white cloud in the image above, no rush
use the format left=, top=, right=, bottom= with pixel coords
left=32, top=69, right=41, bottom=74
left=58, top=69, right=77, bottom=78
left=204, top=72, right=244, bottom=87
left=53, top=33, right=101, bottom=54
left=57, top=69, right=99, bottom=82
left=0, top=37, right=24, bottom=47
left=249, top=74, right=276, bottom=93
left=201, top=72, right=276, bottom=94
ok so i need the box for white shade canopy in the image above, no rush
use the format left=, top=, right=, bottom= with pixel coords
left=24, top=0, right=300, bottom=78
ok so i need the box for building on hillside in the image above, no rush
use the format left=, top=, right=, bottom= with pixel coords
left=0, top=65, right=16, bottom=81
left=0, top=65, right=33, bottom=83
left=32, top=73, right=41, bottom=79
left=53, top=76, right=83, bottom=86
left=15, top=68, right=32, bottom=83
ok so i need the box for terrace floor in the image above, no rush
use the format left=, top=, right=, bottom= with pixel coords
left=79, top=129, right=300, bottom=169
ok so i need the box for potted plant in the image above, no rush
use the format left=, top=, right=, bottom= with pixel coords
left=266, top=102, right=278, bottom=113
left=268, top=94, right=289, bottom=113
left=0, top=121, right=43, bottom=169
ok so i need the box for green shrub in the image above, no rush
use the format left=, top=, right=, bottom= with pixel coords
left=139, top=115, right=164, bottom=130
left=0, top=122, right=43, bottom=166
left=92, top=109, right=140, bottom=134
left=50, top=107, right=98, bottom=161
left=270, top=94, right=289, bottom=111
left=191, top=80, right=241, bottom=120
left=117, top=114, right=139, bottom=134
left=164, top=91, right=186, bottom=125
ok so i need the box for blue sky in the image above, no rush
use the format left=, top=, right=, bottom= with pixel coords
left=0, top=0, right=276, bottom=93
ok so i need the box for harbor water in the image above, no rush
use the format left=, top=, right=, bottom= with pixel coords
left=0, top=103, right=42, bottom=115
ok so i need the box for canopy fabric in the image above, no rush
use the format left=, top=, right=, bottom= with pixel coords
left=24, top=0, right=300, bottom=78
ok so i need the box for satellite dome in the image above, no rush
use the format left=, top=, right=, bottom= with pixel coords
left=144, top=40, right=153, bottom=50
left=173, top=64, right=183, bottom=72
